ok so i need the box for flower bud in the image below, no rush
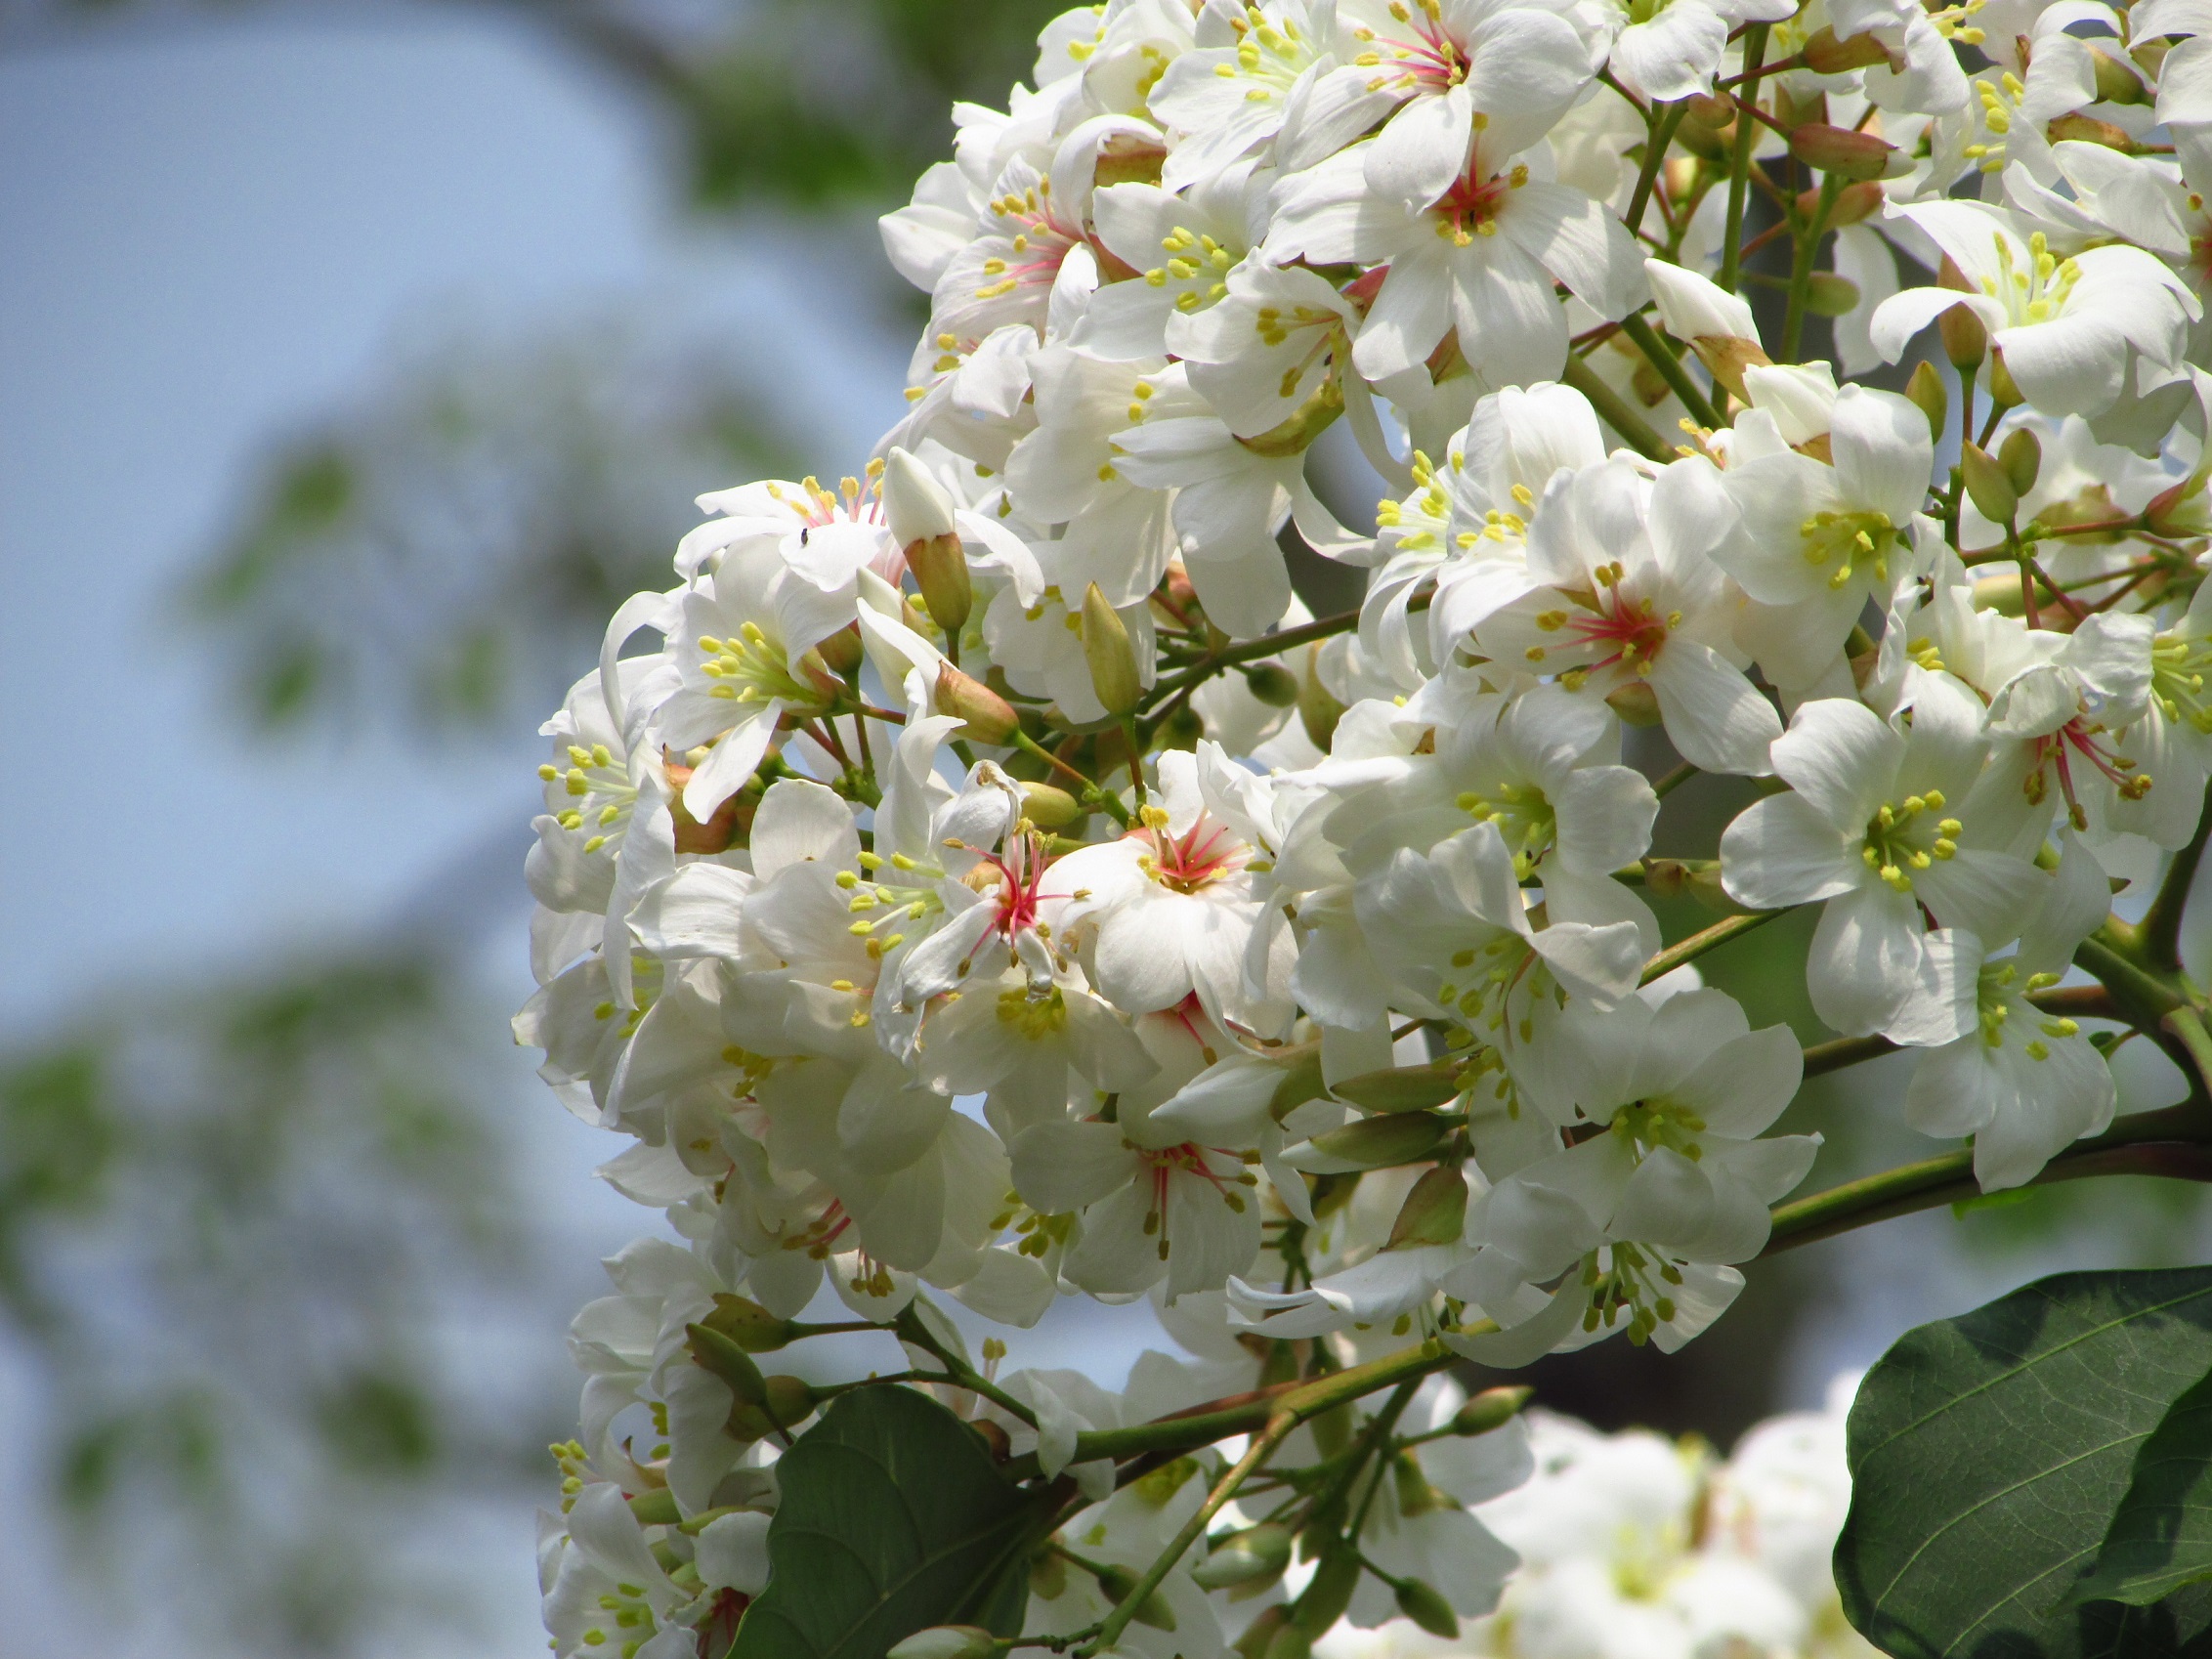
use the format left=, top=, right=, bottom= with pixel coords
left=1192, top=1523, right=1294, bottom=1590
left=727, top=1374, right=818, bottom=1442
left=1394, top=1579, right=1460, bottom=1638
left=1260, top=1623, right=1310, bottom=1659
left=1961, top=443, right=2019, bottom=525
left=1297, top=651, right=1345, bottom=749
left=1987, top=348, right=2022, bottom=408
left=1936, top=292, right=1987, bottom=370
left=1605, top=679, right=1664, bottom=726
left=1081, top=582, right=1143, bottom=717
left=1095, top=1563, right=1176, bottom=1631
left=2046, top=111, right=2137, bottom=151
left=888, top=1629, right=998, bottom=1659
left=1235, top=1607, right=1292, bottom=1659
left=881, top=447, right=957, bottom=544
left=933, top=663, right=1020, bottom=745
left=1905, top=360, right=1948, bottom=442
left=1684, top=92, right=1734, bottom=128
left=1289, top=1110, right=1449, bottom=1171
left=817, top=619, right=866, bottom=678
left=1453, top=1383, right=1534, bottom=1436
left=1294, top=1550, right=1361, bottom=1633
left=702, top=1292, right=795, bottom=1353
left=908, top=534, right=973, bottom=635
left=1999, top=426, right=2043, bottom=497
left=1018, top=781, right=1082, bottom=830
left=1804, top=273, right=1860, bottom=317
left=1242, top=661, right=1299, bottom=707
left=1789, top=122, right=1901, bottom=181
left=1158, top=702, right=1206, bottom=751
left=1332, top=1061, right=1462, bottom=1113
left=2147, top=476, right=2211, bottom=539
left=2090, top=44, right=2150, bottom=104
left=686, top=1321, right=767, bottom=1405
left=1386, top=1165, right=1468, bottom=1250
left=1801, top=24, right=1897, bottom=72
left=1799, top=178, right=1886, bottom=228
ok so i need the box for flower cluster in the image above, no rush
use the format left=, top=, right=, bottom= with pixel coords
left=1321, top=1378, right=1872, bottom=1659
left=517, top=0, right=2212, bottom=1650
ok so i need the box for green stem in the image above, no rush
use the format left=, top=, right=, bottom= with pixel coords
left=1089, top=1413, right=1297, bottom=1653
left=2143, top=777, right=2212, bottom=968
left=1625, top=101, right=1687, bottom=237
left=2166, top=1005, right=2212, bottom=1099
left=1142, top=602, right=1371, bottom=712
left=1717, top=23, right=1770, bottom=294
left=1763, top=1101, right=2212, bottom=1253
left=1653, top=760, right=1700, bottom=798
left=892, top=1308, right=1040, bottom=1429
left=1618, top=311, right=1720, bottom=431
left=1781, top=173, right=1843, bottom=363
left=1801, top=1033, right=1899, bottom=1077
left=2076, top=924, right=2185, bottom=1030
left=1639, top=908, right=1781, bottom=985
left=1560, top=352, right=1672, bottom=461
left=1342, top=1382, right=1421, bottom=1544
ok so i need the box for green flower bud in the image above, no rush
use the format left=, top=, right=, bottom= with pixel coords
left=933, top=663, right=1020, bottom=745
left=685, top=1321, right=766, bottom=1406
left=1294, top=1550, right=1361, bottom=1634
left=1243, top=661, right=1299, bottom=706
left=1788, top=122, right=1901, bottom=181
left=888, top=1628, right=998, bottom=1659
left=1095, top=1563, right=1177, bottom=1631
left=1453, top=1384, right=1534, bottom=1436
left=1192, top=1522, right=1295, bottom=1589
left=701, top=1292, right=795, bottom=1353
left=1289, top=1110, right=1450, bottom=1172
left=1386, top=1165, right=1469, bottom=1250
left=1961, top=443, right=2018, bottom=526
left=1394, top=1579, right=1460, bottom=1638
left=1331, top=1061, right=1462, bottom=1113
left=1905, top=360, right=1947, bottom=443
left=1018, top=781, right=1082, bottom=830
left=1804, top=273, right=1860, bottom=317
left=1081, top=582, right=1143, bottom=717
left=1999, top=426, right=2042, bottom=498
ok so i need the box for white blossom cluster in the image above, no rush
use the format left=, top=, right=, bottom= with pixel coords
left=1320, top=1378, right=1874, bottom=1659
left=516, top=0, right=2212, bottom=1650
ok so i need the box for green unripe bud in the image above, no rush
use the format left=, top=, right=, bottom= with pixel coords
left=1294, top=1550, right=1361, bottom=1634
left=1604, top=678, right=1663, bottom=727
left=888, top=1628, right=998, bottom=1659
left=1290, top=1110, right=1449, bottom=1171
left=909, top=534, right=974, bottom=635
left=1937, top=298, right=1987, bottom=370
left=1987, top=348, right=2023, bottom=408
left=933, top=663, right=1020, bottom=745
left=1081, top=581, right=1143, bottom=717
left=1803, top=273, right=1860, bottom=317
left=1192, top=1522, right=1295, bottom=1589
left=1453, top=1383, right=1535, bottom=1437
left=701, top=1292, right=795, bottom=1353
left=1297, top=654, right=1345, bottom=749
left=685, top=1321, right=766, bottom=1405
left=1905, top=360, right=1947, bottom=443
left=1235, top=1606, right=1291, bottom=1659
left=1242, top=661, right=1299, bottom=706
left=1260, top=1623, right=1310, bottom=1659
left=1961, top=443, right=2018, bottom=526
left=2091, top=43, right=2150, bottom=104
left=1095, top=1563, right=1176, bottom=1631
left=1394, top=1579, right=1460, bottom=1638
left=1386, top=1165, right=1469, bottom=1250
left=1017, top=781, right=1082, bottom=830
left=725, top=1373, right=818, bottom=1442
left=1999, top=426, right=2043, bottom=497
left=1331, top=1062, right=1461, bottom=1114
left=1158, top=702, right=1206, bottom=751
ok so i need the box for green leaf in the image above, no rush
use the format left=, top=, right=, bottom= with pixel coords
left=732, top=1384, right=1047, bottom=1659
left=1837, top=1266, right=2212, bottom=1659
left=2075, top=1365, right=2212, bottom=1605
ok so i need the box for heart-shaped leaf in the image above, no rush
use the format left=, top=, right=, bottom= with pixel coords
left=1836, top=1266, right=2212, bottom=1658
left=732, top=1384, right=1050, bottom=1659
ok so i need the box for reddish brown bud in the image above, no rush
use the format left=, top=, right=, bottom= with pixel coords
left=1802, top=25, right=1899, bottom=72
left=1789, top=122, right=1902, bottom=180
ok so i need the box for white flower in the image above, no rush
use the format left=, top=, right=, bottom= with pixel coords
left=1903, top=832, right=2117, bottom=1190
left=1720, top=676, right=2045, bottom=1042
left=1869, top=200, right=2197, bottom=417
left=1477, top=455, right=1781, bottom=775
left=1717, top=383, right=1936, bottom=685
left=1268, top=138, right=1646, bottom=390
